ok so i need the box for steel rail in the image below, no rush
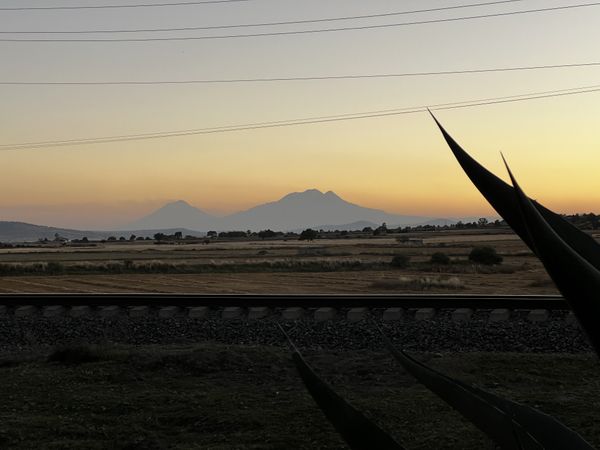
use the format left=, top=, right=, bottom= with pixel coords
left=0, top=293, right=566, bottom=310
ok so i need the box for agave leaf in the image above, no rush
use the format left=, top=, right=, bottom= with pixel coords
left=430, top=112, right=600, bottom=271
left=384, top=335, right=595, bottom=449
left=501, top=156, right=600, bottom=357
left=278, top=324, right=405, bottom=450
left=461, top=381, right=595, bottom=450
left=378, top=329, right=543, bottom=450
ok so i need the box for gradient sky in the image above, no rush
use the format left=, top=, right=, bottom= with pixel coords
left=1, top=0, right=599, bottom=229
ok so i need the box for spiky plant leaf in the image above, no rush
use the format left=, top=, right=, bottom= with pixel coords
left=460, top=381, right=595, bottom=450
left=379, top=330, right=543, bottom=449
left=430, top=112, right=600, bottom=271
left=501, top=156, right=600, bottom=357
left=381, top=330, right=595, bottom=448
left=278, top=325, right=404, bottom=450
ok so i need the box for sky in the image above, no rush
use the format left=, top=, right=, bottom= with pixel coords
left=1, top=0, right=599, bottom=229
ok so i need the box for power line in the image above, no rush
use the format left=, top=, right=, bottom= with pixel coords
left=0, top=0, right=250, bottom=11
left=2, top=62, right=600, bottom=85
left=1, top=0, right=529, bottom=33
left=1, top=1, right=598, bottom=42
left=2, top=83, right=600, bottom=151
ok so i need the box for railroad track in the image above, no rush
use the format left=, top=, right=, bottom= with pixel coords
left=0, top=293, right=566, bottom=309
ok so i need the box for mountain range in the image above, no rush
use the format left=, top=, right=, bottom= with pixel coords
left=0, top=189, right=477, bottom=242
left=124, top=189, right=442, bottom=232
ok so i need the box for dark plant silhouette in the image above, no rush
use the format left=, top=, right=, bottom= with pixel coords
left=280, top=116, right=600, bottom=448
left=429, top=112, right=600, bottom=271
left=469, top=246, right=503, bottom=265
left=379, top=327, right=593, bottom=449
left=432, top=112, right=600, bottom=356
left=390, top=254, right=410, bottom=268
left=278, top=324, right=404, bottom=450
left=501, top=154, right=600, bottom=357
left=430, top=251, right=450, bottom=265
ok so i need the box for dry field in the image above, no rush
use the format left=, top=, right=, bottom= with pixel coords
left=0, top=230, right=567, bottom=294
left=0, top=343, right=599, bottom=449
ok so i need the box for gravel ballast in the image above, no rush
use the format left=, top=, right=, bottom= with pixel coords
left=0, top=309, right=590, bottom=353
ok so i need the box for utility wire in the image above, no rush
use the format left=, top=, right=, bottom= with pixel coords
left=0, top=0, right=251, bottom=11
left=2, top=83, right=600, bottom=151
left=1, top=1, right=598, bottom=42
left=2, top=62, right=600, bottom=85
left=1, top=0, right=529, bottom=33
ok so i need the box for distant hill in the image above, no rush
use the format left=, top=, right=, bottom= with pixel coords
left=223, top=189, right=433, bottom=231
left=0, top=221, right=203, bottom=243
left=125, top=189, right=436, bottom=232
left=0, top=222, right=106, bottom=242
left=124, top=200, right=218, bottom=231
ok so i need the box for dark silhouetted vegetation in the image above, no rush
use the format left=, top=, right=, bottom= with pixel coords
left=430, top=252, right=451, bottom=265
left=390, top=254, right=410, bottom=268
left=468, top=246, right=503, bottom=265
left=299, top=228, right=318, bottom=241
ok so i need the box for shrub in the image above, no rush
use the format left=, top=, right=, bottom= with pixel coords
left=46, top=261, right=64, bottom=274
left=390, top=254, right=410, bottom=268
left=430, top=252, right=450, bottom=265
left=371, top=276, right=464, bottom=290
left=47, top=346, right=105, bottom=365
left=469, top=246, right=503, bottom=265
left=299, top=229, right=318, bottom=241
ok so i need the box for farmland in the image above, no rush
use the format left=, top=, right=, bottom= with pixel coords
left=1, top=229, right=597, bottom=448
left=0, top=343, right=598, bottom=449
left=0, top=229, right=579, bottom=294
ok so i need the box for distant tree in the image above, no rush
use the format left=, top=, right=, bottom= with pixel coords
left=299, top=228, right=318, bottom=241
left=362, top=226, right=373, bottom=233
left=430, top=252, right=451, bottom=265
left=174, top=231, right=183, bottom=240
left=374, top=223, right=388, bottom=236
left=81, top=237, right=89, bottom=243
left=136, top=236, right=145, bottom=241
left=207, top=231, right=217, bottom=238
left=469, top=246, right=503, bottom=265
left=107, top=236, right=117, bottom=241
left=258, top=229, right=277, bottom=239
left=118, top=236, right=126, bottom=241
left=46, top=261, right=63, bottom=274
left=218, top=231, right=247, bottom=238
left=153, top=233, right=166, bottom=241
left=390, top=254, right=410, bottom=268
left=129, top=234, right=136, bottom=241
left=478, top=217, right=489, bottom=227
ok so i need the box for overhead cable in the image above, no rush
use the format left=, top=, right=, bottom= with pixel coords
left=1, top=2, right=598, bottom=42
left=1, top=0, right=529, bottom=33
left=2, top=83, right=600, bottom=151
left=0, top=0, right=251, bottom=11
left=2, top=62, right=600, bottom=85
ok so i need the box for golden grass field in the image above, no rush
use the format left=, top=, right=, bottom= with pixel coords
left=0, top=229, right=573, bottom=294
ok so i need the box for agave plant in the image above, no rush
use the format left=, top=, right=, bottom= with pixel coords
left=277, top=324, right=405, bottom=450
left=279, top=115, right=600, bottom=448
left=431, top=114, right=600, bottom=356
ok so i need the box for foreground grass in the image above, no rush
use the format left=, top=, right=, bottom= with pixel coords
left=0, top=344, right=599, bottom=449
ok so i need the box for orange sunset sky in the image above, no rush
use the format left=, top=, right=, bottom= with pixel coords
left=0, top=0, right=599, bottom=229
